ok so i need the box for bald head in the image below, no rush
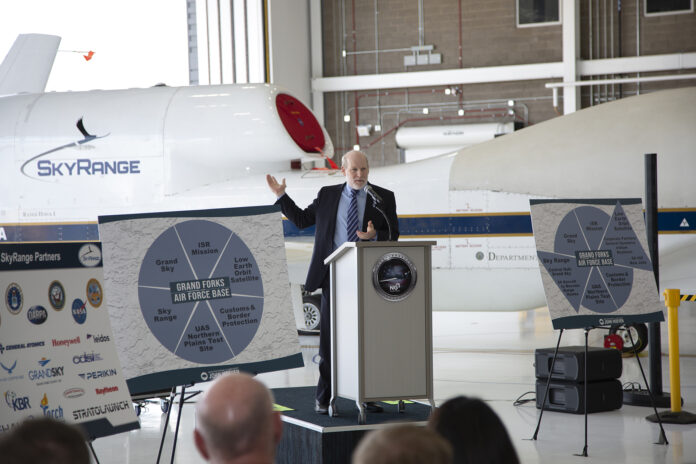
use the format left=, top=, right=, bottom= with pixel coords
left=341, top=150, right=370, bottom=190
left=194, top=373, right=281, bottom=463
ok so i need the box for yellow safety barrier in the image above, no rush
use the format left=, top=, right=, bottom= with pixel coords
left=664, top=289, right=682, bottom=413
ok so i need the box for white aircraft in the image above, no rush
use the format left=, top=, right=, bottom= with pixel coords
left=2, top=34, right=695, bottom=334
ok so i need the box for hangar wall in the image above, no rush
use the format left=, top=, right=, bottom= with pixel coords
left=317, top=0, right=696, bottom=166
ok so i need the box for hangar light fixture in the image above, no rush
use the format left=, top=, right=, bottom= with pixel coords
left=344, top=114, right=351, bottom=122
left=353, top=144, right=360, bottom=151
left=422, top=108, right=429, bottom=114
left=457, top=109, right=464, bottom=116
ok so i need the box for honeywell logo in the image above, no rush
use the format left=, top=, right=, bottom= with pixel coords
left=52, top=337, right=81, bottom=348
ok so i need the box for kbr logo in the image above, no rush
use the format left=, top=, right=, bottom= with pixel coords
left=72, top=351, right=103, bottom=364
left=71, top=299, right=87, bottom=324
left=27, top=305, right=48, bottom=325
left=4, top=391, right=31, bottom=411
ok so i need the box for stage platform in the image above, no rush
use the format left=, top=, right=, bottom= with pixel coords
left=273, top=386, right=433, bottom=464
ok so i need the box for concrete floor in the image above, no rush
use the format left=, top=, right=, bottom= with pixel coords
left=92, top=304, right=696, bottom=463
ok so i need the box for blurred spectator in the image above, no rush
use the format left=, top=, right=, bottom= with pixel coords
left=352, top=423, right=452, bottom=464
left=0, top=417, right=90, bottom=464
left=194, top=372, right=282, bottom=464
left=428, top=396, right=519, bottom=464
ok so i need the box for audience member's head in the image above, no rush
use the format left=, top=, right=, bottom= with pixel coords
left=352, top=423, right=452, bottom=464
left=194, top=372, right=282, bottom=464
left=428, top=396, right=519, bottom=464
left=0, top=417, right=90, bottom=464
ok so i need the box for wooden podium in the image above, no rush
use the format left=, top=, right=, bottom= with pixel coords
left=324, top=241, right=436, bottom=424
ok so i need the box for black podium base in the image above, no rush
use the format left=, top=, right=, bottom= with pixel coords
left=272, top=386, right=432, bottom=464
left=622, top=389, right=673, bottom=408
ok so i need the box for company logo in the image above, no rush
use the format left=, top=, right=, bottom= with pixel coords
left=86, top=278, right=103, bottom=307
left=71, top=299, right=87, bottom=324
left=72, top=400, right=130, bottom=420
left=72, top=351, right=103, bottom=364
left=5, top=283, right=23, bottom=314
left=48, top=281, right=66, bottom=310
left=77, top=368, right=117, bottom=380
left=95, top=386, right=119, bottom=395
left=27, top=305, right=48, bottom=325
left=40, top=393, right=64, bottom=419
left=52, top=336, right=81, bottom=348
left=86, top=333, right=111, bottom=343
left=63, top=388, right=85, bottom=399
left=19, top=118, right=144, bottom=181
left=0, top=341, right=45, bottom=354
left=28, top=358, right=65, bottom=384
left=4, top=391, right=30, bottom=411
left=78, top=244, right=102, bottom=268
left=200, top=367, right=239, bottom=382
left=0, top=361, right=17, bottom=374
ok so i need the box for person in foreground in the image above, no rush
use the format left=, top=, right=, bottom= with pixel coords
left=428, top=395, right=520, bottom=464
left=0, top=417, right=90, bottom=464
left=266, top=150, right=399, bottom=414
left=352, top=423, right=452, bottom=464
left=194, top=372, right=283, bottom=464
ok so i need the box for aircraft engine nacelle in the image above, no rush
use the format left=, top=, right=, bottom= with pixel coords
left=0, top=84, right=330, bottom=220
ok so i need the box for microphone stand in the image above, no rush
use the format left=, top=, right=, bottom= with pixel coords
left=370, top=197, right=393, bottom=241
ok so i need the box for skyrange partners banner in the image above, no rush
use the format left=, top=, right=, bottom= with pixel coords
left=529, top=198, right=664, bottom=330
left=0, top=242, right=139, bottom=438
left=98, top=206, right=303, bottom=395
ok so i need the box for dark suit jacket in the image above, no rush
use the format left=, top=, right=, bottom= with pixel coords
left=276, top=182, right=399, bottom=292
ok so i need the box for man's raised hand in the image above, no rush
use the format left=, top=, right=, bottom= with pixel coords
left=266, top=174, right=287, bottom=197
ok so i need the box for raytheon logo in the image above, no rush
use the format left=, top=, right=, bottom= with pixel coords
left=20, top=118, right=141, bottom=180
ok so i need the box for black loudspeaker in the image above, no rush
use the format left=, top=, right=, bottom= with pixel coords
left=534, top=346, right=622, bottom=382
left=535, top=379, right=623, bottom=413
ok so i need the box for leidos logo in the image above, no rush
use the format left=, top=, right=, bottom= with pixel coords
left=4, top=391, right=31, bottom=411
left=87, top=333, right=111, bottom=343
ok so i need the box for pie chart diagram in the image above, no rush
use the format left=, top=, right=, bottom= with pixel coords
left=537, top=202, right=652, bottom=314
left=137, top=220, right=264, bottom=363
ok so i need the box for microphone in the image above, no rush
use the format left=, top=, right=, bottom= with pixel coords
left=364, top=185, right=383, bottom=204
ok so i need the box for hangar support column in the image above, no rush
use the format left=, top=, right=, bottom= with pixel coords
left=562, top=0, right=580, bottom=114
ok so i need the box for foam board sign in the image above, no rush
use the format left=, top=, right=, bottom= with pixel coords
left=98, top=206, right=303, bottom=394
left=529, top=198, right=664, bottom=329
left=0, top=242, right=139, bottom=438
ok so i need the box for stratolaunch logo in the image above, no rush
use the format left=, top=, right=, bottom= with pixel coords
left=20, top=118, right=141, bottom=180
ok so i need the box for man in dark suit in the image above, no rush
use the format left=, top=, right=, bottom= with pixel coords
left=266, top=150, right=399, bottom=414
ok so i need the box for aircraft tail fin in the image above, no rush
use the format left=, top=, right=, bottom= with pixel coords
left=0, top=34, right=61, bottom=96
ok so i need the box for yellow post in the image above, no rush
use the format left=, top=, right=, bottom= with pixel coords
left=664, top=288, right=681, bottom=413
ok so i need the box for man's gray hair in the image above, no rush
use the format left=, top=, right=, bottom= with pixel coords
left=341, top=150, right=369, bottom=168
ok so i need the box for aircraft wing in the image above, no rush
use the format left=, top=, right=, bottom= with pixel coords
left=0, top=34, right=60, bottom=96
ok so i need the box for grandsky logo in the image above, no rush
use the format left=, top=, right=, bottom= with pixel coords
left=20, top=118, right=141, bottom=180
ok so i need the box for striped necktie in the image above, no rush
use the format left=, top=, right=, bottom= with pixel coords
left=346, top=188, right=359, bottom=242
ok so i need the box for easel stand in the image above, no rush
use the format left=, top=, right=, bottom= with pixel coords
left=156, top=384, right=202, bottom=464
left=531, top=326, right=668, bottom=457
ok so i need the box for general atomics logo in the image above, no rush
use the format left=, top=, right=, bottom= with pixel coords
left=78, top=244, right=102, bottom=267
left=71, top=299, right=87, bottom=324
left=86, top=278, right=103, bottom=308
left=48, top=281, right=66, bottom=310
left=372, top=252, right=418, bottom=302
left=5, top=283, right=23, bottom=314
left=27, top=305, right=48, bottom=325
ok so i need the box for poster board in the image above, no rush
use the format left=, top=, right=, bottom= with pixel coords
left=529, top=199, right=664, bottom=329
left=98, top=206, right=303, bottom=395
left=0, top=242, right=139, bottom=438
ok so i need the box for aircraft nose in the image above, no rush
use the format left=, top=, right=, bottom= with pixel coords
left=275, top=93, right=325, bottom=154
